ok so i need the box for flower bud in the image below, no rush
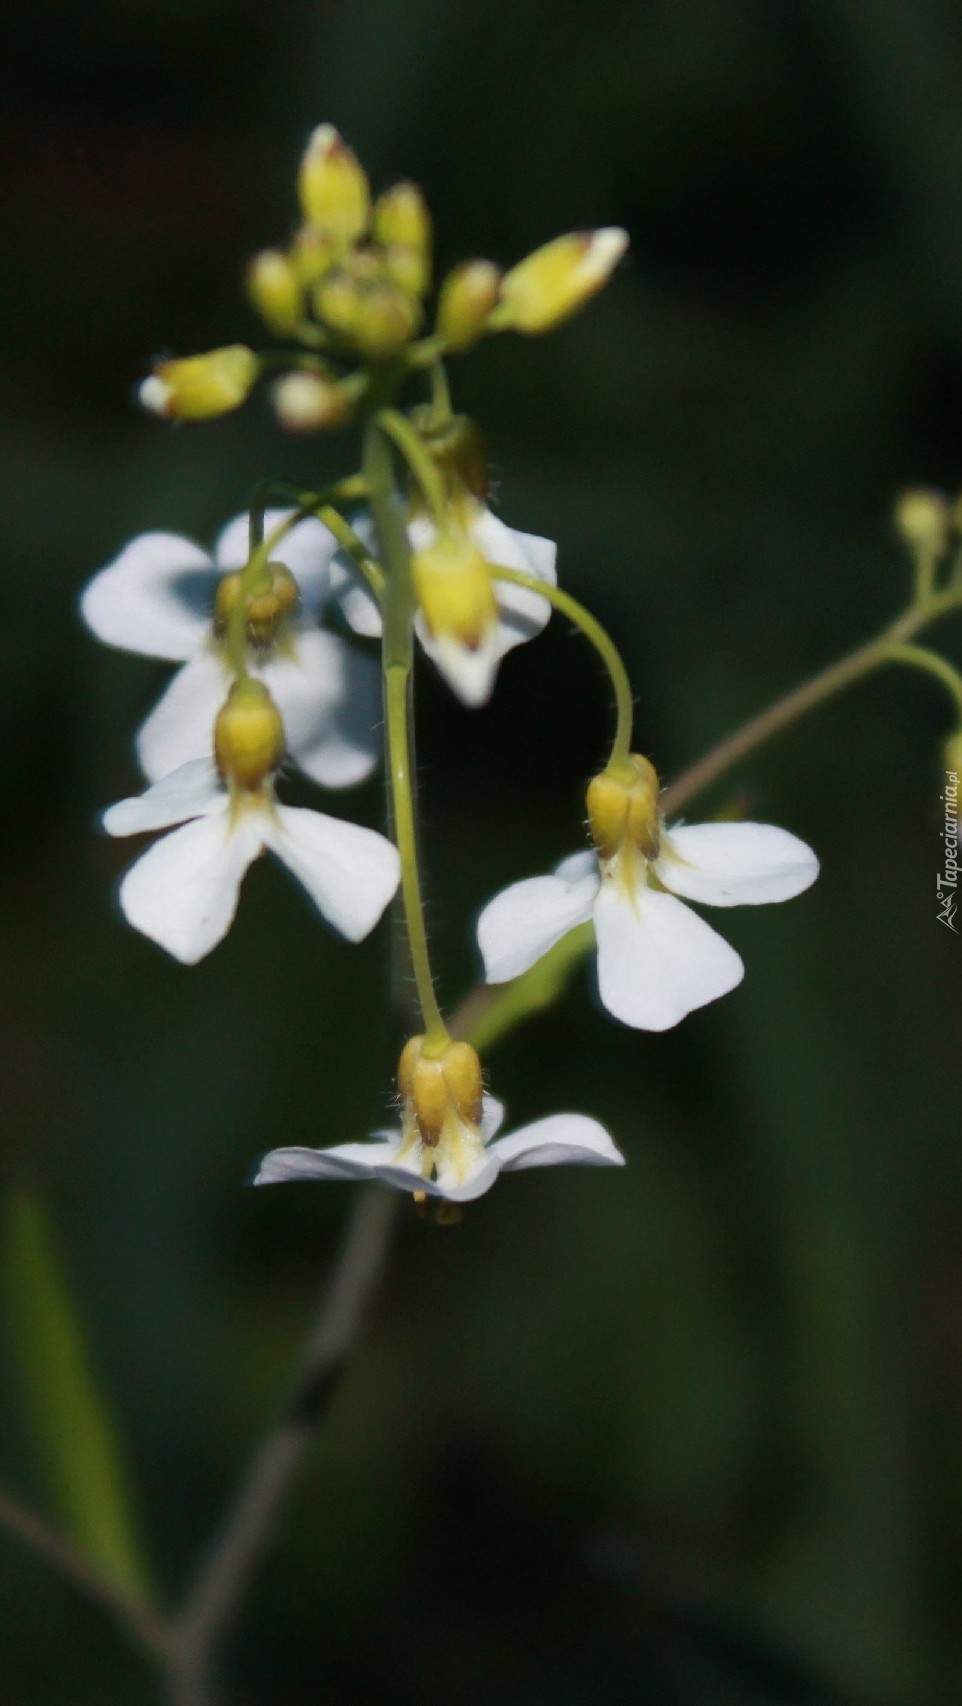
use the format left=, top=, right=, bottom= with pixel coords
left=494, top=228, right=628, bottom=334
left=246, top=250, right=303, bottom=336
left=297, top=124, right=369, bottom=241
left=214, top=679, right=285, bottom=791
left=373, top=181, right=431, bottom=252
left=271, top=370, right=351, bottom=432
left=412, top=534, right=498, bottom=649
left=382, top=244, right=430, bottom=298
left=352, top=282, right=422, bottom=357
left=139, top=346, right=258, bottom=421
left=313, top=270, right=365, bottom=338
left=292, top=227, right=338, bottom=286
left=587, top=754, right=660, bottom=862
left=894, top=488, right=949, bottom=553
left=398, top=1035, right=483, bottom=1147
left=410, top=410, right=489, bottom=504
left=215, top=562, right=299, bottom=646
left=436, top=260, right=502, bottom=350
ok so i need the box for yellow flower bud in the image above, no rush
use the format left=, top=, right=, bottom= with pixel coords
left=271, top=370, right=351, bottom=432
left=382, top=243, right=430, bottom=298
left=246, top=250, right=303, bottom=336
left=215, top=562, right=299, bottom=646
left=291, top=227, right=338, bottom=286
left=297, top=124, right=369, bottom=241
left=587, top=754, right=660, bottom=861
left=139, top=346, right=258, bottom=421
left=494, top=228, right=628, bottom=334
left=372, top=181, right=431, bottom=253
left=412, top=534, right=498, bottom=649
left=352, top=282, right=422, bottom=357
left=313, top=270, right=365, bottom=338
left=214, top=679, right=285, bottom=791
left=398, top=1035, right=483, bottom=1147
left=894, top=488, right=949, bottom=553
left=436, top=260, right=502, bottom=351
left=410, top=410, right=489, bottom=505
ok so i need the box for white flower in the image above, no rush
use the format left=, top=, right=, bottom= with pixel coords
left=81, top=510, right=379, bottom=788
left=477, top=820, right=819, bottom=1032
left=253, top=1094, right=624, bottom=1203
left=103, top=759, right=400, bottom=964
left=329, top=504, right=556, bottom=706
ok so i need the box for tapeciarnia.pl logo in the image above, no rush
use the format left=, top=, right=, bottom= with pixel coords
left=938, top=769, right=959, bottom=933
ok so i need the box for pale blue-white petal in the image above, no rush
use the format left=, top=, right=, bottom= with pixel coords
left=117, top=802, right=263, bottom=963
left=477, top=862, right=599, bottom=983
left=102, top=759, right=221, bottom=836
left=136, top=648, right=230, bottom=782
left=259, top=630, right=380, bottom=788
left=593, top=872, right=743, bottom=1031
left=489, top=1113, right=625, bottom=1172
left=262, top=806, right=399, bottom=942
left=656, top=821, right=819, bottom=908
left=81, top=532, right=214, bottom=661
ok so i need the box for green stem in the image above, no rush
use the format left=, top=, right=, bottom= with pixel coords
left=880, top=642, right=962, bottom=722
left=364, top=418, right=449, bottom=1050
left=426, top=360, right=453, bottom=431
left=246, top=478, right=384, bottom=598
left=375, top=409, right=448, bottom=527
left=490, top=565, right=635, bottom=765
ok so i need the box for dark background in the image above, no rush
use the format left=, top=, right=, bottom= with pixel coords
left=2, top=1, right=962, bottom=1701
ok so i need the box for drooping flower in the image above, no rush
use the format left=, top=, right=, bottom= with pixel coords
left=329, top=501, right=556, bottom=706
left=477, top=755, right=819, bottom=1031
left=102, top=686, right=400, bottom=965
left=81, top=509, right=379, bottom=788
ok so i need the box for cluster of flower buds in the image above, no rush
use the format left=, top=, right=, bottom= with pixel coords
left=85, top=124, right=824, bottom=1209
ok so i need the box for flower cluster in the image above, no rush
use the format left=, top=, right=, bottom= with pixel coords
left=84, top=126, right=820, bottom=1207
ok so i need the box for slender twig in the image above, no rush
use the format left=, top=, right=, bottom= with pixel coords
left=0, top=1487, right=171, bottom=1661
left=168, top=1185, right=398, bottom=1706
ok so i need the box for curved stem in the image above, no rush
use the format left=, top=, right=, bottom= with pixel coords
left=365, top=417, right=449, bottom=1049
left=490, top=565, right=635, bottom=765
left=375, top=408, right=447, bottom=527
left=0, top=1488, right=171, bottom=1662
left=426, top=360, right=453, bottom=431
left=880, top=641, right=962, bottom=721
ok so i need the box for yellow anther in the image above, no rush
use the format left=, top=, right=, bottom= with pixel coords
left=894, top=489, right=949, bottom=554
left=436, top=260, right=502, bottom=351
left=214, top=679, right=285, bottom=791
left=215, top=562, right=299, bottom=646
left=246, top=251, right=304, bottom=336
left=297, top=124, right=369, bottom=242
left=587, top=753, right=660, bottom=861
left=271, top=370, right=351, bottom=432
left=139, top=346, right=258, bottom=421
left=493, top=228, right=628, bottom=334
left=412, top=534, right=498, bottom=649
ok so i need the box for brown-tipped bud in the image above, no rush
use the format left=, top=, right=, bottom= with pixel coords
left=494, top=228, right=628, bottom=334
left=587, top=754, right=660, bottom=862
left=894, top=488, right=949, bottom=553
left=139, top=346, right=258, bottom=421
left=412, top=534, right=498, bottom=648
left=436, top=260, right=502, bottom=351
left=271, top=370, right=352, bottom=433
left=215, top=562, right=299, bottom=646
left=398, top=1036, right=483, bottom=1147
left=246, top=251, right=303, bottom=336
left=297, top=124, right=369, bottom=241
left=352, top=282, right=422, bottom=358
left=214, top=679, right=284, bottom=791
left=410, top=410, right=489, bottom=505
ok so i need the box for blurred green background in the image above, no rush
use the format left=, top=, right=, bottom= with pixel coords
left=2, top=1, right=962, bottom=1701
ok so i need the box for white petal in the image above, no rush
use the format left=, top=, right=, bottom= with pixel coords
left=477, top=862, right=599, bottom=983
left=656, top=822, right=820, bottom=907
left=103, top=759, right=221, bottom=837
left=259, top=630, right=379, bottom=788
left=117, top=803, right=262, bottom=963
left=490, top=1113, right=625, bottom=1172
left=263, top=806, right=399, bottom=942
left=136, top=649, right=230, bottom=782
left=81, top=533, right=213, bottom=661
left=214, top=509, right=337, bottom=619
left=554, top=849, right=598, bottom=884
left=252, top=1137, right=407, bottom=1185
left=468, top=509, right=557, bottom=658
left=416, top=622, right=501, bottom=707
left=481, top=1095, right=505, bottom=1139
left=329, top=520, right=383, bottom=638
left=593, top=874, right=744, bottom=1031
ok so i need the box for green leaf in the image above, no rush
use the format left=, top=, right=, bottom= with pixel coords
left=4, top=1190, right=152, bottom=1597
